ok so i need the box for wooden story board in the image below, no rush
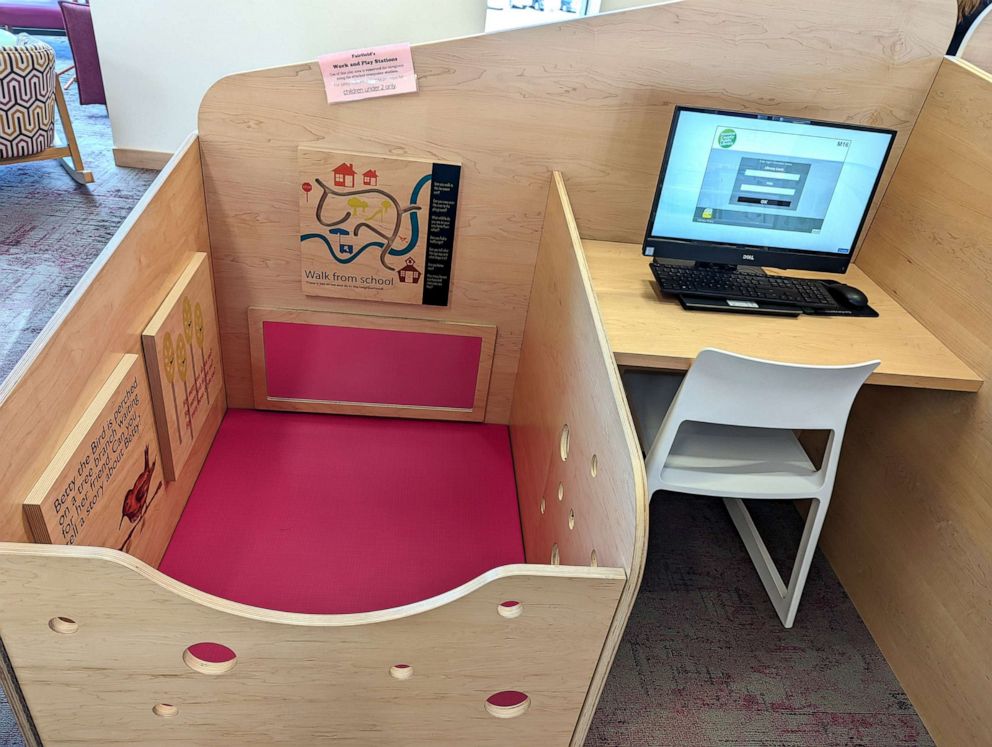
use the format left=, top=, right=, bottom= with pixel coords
left=22, top=354, right=165, bottom=560
left=299, top=147, right=461, bottom=306
left=142, top=253, right=224, bottom=481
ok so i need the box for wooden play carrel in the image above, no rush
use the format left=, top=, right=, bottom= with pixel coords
left=3, top=2, right=990, bottom=746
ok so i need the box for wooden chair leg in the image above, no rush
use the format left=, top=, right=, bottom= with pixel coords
left=52, top=82, right=93, bottom=184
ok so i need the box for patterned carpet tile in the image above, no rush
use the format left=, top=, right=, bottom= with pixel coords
left=0, top=35, right=157, bottom=384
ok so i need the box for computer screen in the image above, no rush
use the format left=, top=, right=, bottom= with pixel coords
left=644, top=107, right=895, bottom=271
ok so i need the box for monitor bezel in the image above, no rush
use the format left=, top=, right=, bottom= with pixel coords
left=642, top=106, right=897, bottom=274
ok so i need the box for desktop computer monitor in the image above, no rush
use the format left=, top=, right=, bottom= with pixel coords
left=643, top=107, right=895, bottom=273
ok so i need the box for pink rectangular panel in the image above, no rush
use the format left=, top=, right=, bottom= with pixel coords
left=263, top=321, right=483, bottom=410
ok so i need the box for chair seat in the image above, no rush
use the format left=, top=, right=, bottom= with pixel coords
left=658, top=421, right=821, bottom=499
left=0, top=0, right=64, bottom=30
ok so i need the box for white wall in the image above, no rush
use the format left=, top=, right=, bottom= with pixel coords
left=90, top=0, right=487, bottom=159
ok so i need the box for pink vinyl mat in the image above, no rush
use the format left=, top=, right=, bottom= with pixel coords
left=262, top=321, right=482, bottom=409
left=158, top=409, right=524, bottom=614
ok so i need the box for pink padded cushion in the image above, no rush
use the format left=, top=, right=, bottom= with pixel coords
left=159, top=409, right=524, bottom=614
left=0, top=1, right=64, bottom=30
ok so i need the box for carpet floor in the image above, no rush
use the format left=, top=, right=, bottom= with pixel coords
left=0, top=35, right=157, bottom=385
left=0, top=35, right=934, bottom=747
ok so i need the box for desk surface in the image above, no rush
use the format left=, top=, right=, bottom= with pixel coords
left=584, top=240, right=982, bottom=392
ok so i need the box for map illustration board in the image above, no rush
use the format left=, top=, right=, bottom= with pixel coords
left=299, top=148, right=461, bottom=306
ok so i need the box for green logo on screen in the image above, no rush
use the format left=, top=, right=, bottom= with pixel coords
left=718, top=129, right=737, bottom=148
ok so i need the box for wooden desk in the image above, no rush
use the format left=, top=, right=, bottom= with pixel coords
left=584, top=240, right=982, bottom=392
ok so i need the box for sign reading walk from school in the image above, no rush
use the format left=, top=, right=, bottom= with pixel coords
left=299, top=147, right=461, bottom=306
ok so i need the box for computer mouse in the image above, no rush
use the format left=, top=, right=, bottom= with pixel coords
left=827, top=283, right=869, bottom=308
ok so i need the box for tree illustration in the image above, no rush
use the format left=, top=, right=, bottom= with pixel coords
left=176, top=336, right=193, bottom=440
left=162, top=333, right=182, bottom=445
left=194, top=301, right=209, bottom=404
left=183, top=297, right=200, bottom=405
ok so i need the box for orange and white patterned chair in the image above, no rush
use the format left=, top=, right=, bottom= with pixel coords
left=0, top=30, right=91, bottom=182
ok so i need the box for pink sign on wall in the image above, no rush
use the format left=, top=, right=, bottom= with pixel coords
left=317, top=43, right=418, bottom=104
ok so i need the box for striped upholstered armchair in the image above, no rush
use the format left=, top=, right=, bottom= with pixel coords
left=0, top=29, right=91, bottom=182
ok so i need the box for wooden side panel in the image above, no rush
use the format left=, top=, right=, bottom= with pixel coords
left=0, top=137, right=221, bottom=566
left=198, top=0, right=956, bottom=418
left=0, top=545, right=624, bottom=746
left=247, top=307, right=496, bottom=421
left=142, top=253, right=226, bottom=481
left=510, top=174, right=648, bottom=745
left=22, top=355, right=166, bottom=565
left=823, top=58, right=992, bottom=746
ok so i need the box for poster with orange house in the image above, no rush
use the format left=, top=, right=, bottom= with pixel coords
left=298, top=147, right=461, bottom=306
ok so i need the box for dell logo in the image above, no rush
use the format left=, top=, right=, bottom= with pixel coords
left=741, top=254, right=755, bottom=261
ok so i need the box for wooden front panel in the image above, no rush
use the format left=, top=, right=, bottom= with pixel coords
left=0, top=545, right=624, bottom=746
left=821, top=58, right=992, bottom=746
left=198, top=0, right=955, bottom=420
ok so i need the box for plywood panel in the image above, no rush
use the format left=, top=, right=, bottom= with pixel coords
left=22, top=355, right=166, bottom=565
left=143, top=253, right=226, bottom=481
left=198, top=0, right=956, bottom=419
left=0, top=137, right=220, bottom=565
left=0, top=544, right=624, bottom=746
left=247, top=307, right=496, bottom=421
left=583, top=240, right=981, bottom=392
left=510, top=174, right=647, bottom=745
left=822, top=58, right=992, bottom=746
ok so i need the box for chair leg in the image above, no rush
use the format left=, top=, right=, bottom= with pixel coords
left=723, top=496, right=827, bottom=628
left=52, top=80, right=93, bottom=184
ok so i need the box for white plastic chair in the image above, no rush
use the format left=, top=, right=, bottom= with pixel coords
left=642, top=349, right=879, bottom=628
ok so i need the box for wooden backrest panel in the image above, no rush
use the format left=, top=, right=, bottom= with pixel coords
left=198, top=0, right=956, bottom=422
left=0, top=139, right=222, bottom=565
left=821, top=58, right=992, bottom=746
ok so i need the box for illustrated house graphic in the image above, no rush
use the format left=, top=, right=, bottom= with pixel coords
left=332, top=163, right=357, bottom=188
left=398, top=259, right=422, bottom=284
left=362, top=169, right=378, bottom=186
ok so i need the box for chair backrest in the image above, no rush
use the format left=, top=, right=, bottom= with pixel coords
left=0, top=34, right=55, bottom=160
left=60, top=0, right=104, bottom=105
left=645, top=348, right=879, bottom=485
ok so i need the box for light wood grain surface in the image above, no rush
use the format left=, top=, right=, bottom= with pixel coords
left=510, top=174, right=648, bottom=745
left=22, top=354, right=166, bottom=566
left=584, top=239, right=982, bottom=392
left=817, top=58, right=992, bottom=747
left=0, top=137, right=217, bottom=552
left=143, top=253, right=226, bottom=481
left=247, top=307, right=496, bottom=421
left=198, top=0, right=956, bottom=421
left=0, top=544, right=623, bottom=746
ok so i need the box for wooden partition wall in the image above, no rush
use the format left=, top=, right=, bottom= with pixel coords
left=821, top=58, right=992, bottom=745
left=0, top=138, right=219, bottom=563
left=198, top=0, right=956, bottom=425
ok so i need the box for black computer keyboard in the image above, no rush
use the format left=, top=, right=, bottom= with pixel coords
left=650, top=262, right=838, bottom=308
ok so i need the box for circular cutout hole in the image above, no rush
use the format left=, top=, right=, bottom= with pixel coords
left=590, top=549, right=599, bottom=567
left=540, top=497, right=546, bottom=515
left=389, top=664, right=414, bottom=680
left=183, top=643, right=237, bottom=675
left=557, top=482, right=564, bottom=502
left=559, top=424, right=570, bottom=462
left=497, top=600, right=523, bottom=619
left=551, top=543, right=560, bottom=565
left=590, top=454, right=598, bottom=477
left=152, top=703, right=178, bottom=718
left=568, top=509, right=575, bottom=530
left=485, top=691, right=531, bottom=719
left=48, top=616, right=78, bottom=635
